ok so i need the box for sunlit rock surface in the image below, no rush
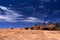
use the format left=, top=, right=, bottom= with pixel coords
left=0, top=28, right=60, bottom=40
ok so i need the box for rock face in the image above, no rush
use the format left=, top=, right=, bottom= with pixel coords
left=0, top=28, right=60, bottom=40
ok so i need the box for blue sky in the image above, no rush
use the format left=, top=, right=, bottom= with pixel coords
left=0, top=0, right=60, bottom=28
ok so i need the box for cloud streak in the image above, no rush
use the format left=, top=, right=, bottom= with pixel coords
left=53, top=10, right=60, bottom=15
left=0, top=6, right=23, bottom=22
left=0, top=6, right=55, bottom=23
left=21, top=17, right=44, bottom=23
left=0, top=6, right=44, bottom=23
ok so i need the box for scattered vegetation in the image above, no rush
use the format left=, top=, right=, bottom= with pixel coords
left=11, top=28, right=14, bottom=29
left=24, top=22, right=60, bottom=31
left=24, top=27, right=30, bottom=30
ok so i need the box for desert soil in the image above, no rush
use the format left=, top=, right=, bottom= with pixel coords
left=0, top=28, right=60, bottom=40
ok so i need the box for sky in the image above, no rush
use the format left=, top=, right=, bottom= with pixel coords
left=0, top=0, right=60, bottom=28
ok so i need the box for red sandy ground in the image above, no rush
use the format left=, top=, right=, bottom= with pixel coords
left=0, top=28, right=60, bottom=40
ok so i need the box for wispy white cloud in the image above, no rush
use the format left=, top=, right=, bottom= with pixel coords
left=39, top=5, right=45, bottom=9
left=45, top=20, right=50, bottom=23
left=32, top=13, right=48, bottom=18
left=53, top=10, right=60, bottom=15
left=19, top=6, right=36, bottom=12
left=0, top=6, right=23, bottom=17
left=21, top=17, right=44, bottom=23
left=0, top=6, right=23, bottom=22
left=0, top=6, right=46, bottom=23
left=56, top=19, right=60, bottom=22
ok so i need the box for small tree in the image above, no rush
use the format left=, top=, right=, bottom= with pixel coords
left=55, top=22, right=60, bottom=30
left=42, top=22, right=46, bottom=26
left=31, top=22, right=40, bottom=30
left=11, top=28, right=14, bottom=29
left=48, top=22, right=55, bottom=30
left=25, top=27, right=29, bottom=30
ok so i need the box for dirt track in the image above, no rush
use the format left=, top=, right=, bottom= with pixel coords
left=0, top=28, right=60, bottom=40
